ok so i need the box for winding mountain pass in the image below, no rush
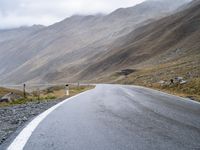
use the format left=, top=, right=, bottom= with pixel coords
left=5, top=84, right=200, bottom=150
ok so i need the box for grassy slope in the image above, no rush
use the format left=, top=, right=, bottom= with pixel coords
left=0, top=87, right=23, bottom=97
left=99, top=55, right=200, bottom=102
left=89, top=2, right=200, bottom=102
left=78, top=1, right=200, bottom=84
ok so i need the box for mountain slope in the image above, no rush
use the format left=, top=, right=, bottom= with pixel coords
left=0, top=0, right=191, bottom=84
left=0, top=25, right=44, bottom=42
left=79, top=0, right=200, bottom=82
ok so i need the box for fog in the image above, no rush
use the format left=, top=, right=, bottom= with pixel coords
left=0, top=0, right=146, bottom=29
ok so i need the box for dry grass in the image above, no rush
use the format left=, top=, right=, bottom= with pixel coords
left=153, top=78, right=200, bottom=102
left=0, top=85, right=94, bottom=107
left=41, top=85, right=94, bottom=99
left=102, top=57, right=200, bottom=102
left=0, top=87, right=24, bottom=97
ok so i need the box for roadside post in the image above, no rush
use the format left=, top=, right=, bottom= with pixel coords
left=23, top=84, right=26, bottom=98
left=65, top=84, right=69, bottom=96
left=37, top=88, right=40, bottom=100
left=77, top=82, right=80, bottom=89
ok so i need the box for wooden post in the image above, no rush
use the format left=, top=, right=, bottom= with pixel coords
left=37, top=88, right=40, bottom=100
left=23, top=84, right=26, bottom=98
left=77, top=82, right=80, bottom=89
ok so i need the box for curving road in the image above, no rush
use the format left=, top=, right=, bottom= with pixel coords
left=5, top=84, right=200, bottom=150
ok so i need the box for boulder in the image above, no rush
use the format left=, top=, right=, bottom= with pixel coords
left=180, top=80, right=187, bottom=85
left=0, top=93, right=22, bottom=103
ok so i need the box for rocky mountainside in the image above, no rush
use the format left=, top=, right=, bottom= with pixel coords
left=80, top=0, right=200, bottom=82
left=0, top=0, right=191, bottom=84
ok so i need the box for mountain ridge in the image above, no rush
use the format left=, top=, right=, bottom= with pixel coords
left=79, top=0, right=200, bottom=82
left=0, top=0, right=192, bottom=84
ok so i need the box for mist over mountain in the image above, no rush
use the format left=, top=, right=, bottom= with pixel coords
left=0, top=25, right=44, bottom=42
left=0, top=0, right=194, bottom=84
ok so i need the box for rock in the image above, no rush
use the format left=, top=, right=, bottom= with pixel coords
left=0, top=98, right=9, bottom=102
left=117, top=69, right=136, bottom=76
left=0, top=99, right=62, bottom=145
left=175, top=77, right=183, bottom=82
left=11, top=120, right=19, bottom=125
left=0, top=92, right=22, bottom=103
left=158, top=80, right=169, bottom=86
left=158, top=80, right=165, bottom=84
left=180, top=80, right=187, bottom=84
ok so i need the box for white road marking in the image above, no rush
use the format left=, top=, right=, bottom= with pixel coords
left=7, top=91, right=89, bottom=150
left=120, top=87, right=136, bottom=98
left=123, top=85, right=200, bottom=105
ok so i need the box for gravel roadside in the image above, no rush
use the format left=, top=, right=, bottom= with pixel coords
left=0, top=99, right=64, bottom=145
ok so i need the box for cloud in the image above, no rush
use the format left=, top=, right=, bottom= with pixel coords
left=0, top=0, right=145, bottom=29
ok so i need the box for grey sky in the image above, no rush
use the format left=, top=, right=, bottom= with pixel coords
left=0, top=0, right=146, bottom=29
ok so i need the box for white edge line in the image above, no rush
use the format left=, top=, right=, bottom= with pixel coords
left=120, top=87, right=135, bottom=98
left=138, top=86, right=200, bottom=105
left=7, top=91, right=89, bottom=150
left=124, top=85, right=200, bottom=105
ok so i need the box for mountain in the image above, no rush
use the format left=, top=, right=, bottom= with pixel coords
left=0, top=25, right=44, bottom=42
left=0, top=0, right=191, bottom=84
left=79, top=0, right=200, bottom=83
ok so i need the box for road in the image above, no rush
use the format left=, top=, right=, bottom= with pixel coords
left=5, top=84, right=200, bottom=150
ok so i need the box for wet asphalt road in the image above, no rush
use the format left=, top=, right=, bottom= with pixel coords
left=7, top=85, right=200, bottom=150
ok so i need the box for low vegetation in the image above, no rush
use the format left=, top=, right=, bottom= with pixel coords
left=155, top=78, right=200, bottom=102
left=0, top=87, right=24, bottom=97
left=101, top=57, right=200, bottom=102
left=0, top=85, right=94, bottom=107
